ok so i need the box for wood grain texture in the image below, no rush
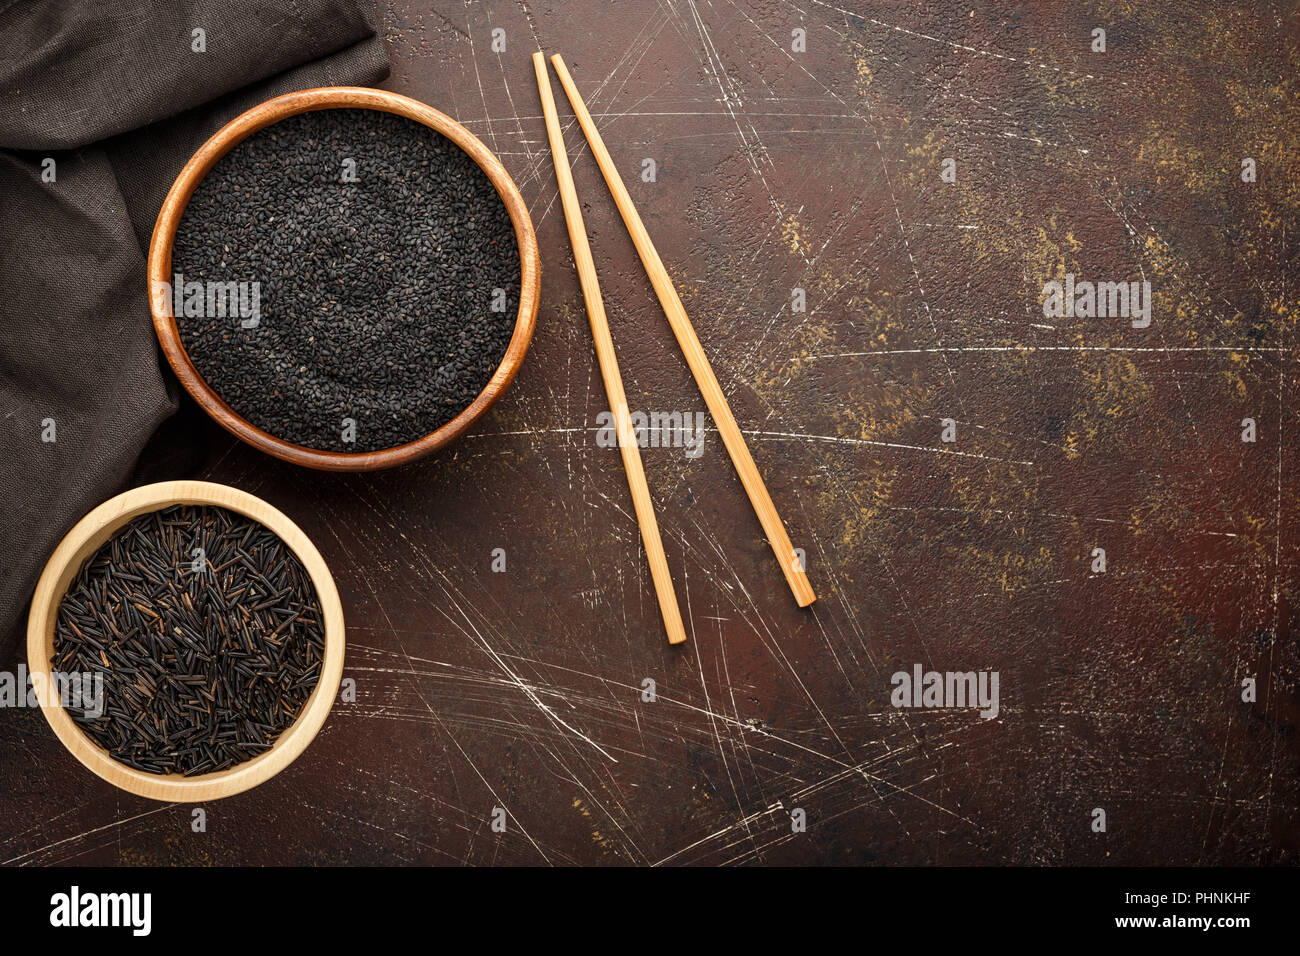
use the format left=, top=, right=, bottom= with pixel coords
left=550, top=54, right=816, bottom=608
left=148, top=86, right=542, bottom=472
left=26, top=481, right=345, bottom=802
left=534, top=53, right=686, bottom=645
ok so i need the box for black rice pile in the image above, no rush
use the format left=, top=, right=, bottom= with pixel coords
left=172, top=108, right=520, bottom=452
left=52, top=505, right=325, bottom=776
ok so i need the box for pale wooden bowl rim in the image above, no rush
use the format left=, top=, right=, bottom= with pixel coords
left=148, top=86, right=541, bottom=472
left=26, top=480, right=345, bottom=802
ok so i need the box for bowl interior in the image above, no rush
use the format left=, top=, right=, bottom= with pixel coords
left=26, top=480, right=345, bottom=802
left=149, top=87, right=541, bottom=472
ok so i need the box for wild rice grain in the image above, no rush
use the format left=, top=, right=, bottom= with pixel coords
left=52, top=505, right=326, bottom=776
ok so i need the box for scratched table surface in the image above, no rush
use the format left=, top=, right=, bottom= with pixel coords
left=3, top=1, right=1298, bottom=866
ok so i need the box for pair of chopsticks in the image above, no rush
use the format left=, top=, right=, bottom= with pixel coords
left=534, top=53, right=816, bottom=646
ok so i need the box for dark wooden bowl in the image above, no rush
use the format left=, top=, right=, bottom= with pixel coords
left=147, top=87, right=541, bottom=471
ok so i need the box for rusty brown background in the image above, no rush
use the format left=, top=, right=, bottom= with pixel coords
left=3, top=0, right=1299, bottom=866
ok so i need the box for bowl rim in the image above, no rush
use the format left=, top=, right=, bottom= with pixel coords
left=26, top=480, right=346, bottom=802
left=147, top=86, right=541, bottom=472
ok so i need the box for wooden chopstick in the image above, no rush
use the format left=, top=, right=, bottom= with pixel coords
left=548, top=54, right=817, bottom=608
left=533, top=52, right=688, bottom=645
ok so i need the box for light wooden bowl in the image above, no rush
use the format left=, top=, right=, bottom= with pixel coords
left=26, top=481, right=345, bottom=802
left=147, top=86, right=541, bottom=472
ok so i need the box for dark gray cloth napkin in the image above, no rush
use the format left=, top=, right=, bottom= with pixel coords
left=0, top=0, right=390, bottom=664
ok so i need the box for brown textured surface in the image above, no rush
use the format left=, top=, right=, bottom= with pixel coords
left=3, top=1, right=1298, bottom=865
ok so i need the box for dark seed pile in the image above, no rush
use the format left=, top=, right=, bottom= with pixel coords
left=172, top=108, right=520, bottom=452
left=52, top=505, right=325, bottom=776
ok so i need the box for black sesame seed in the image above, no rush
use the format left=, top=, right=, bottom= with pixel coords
left=171, top=108, right=521, bottom=453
